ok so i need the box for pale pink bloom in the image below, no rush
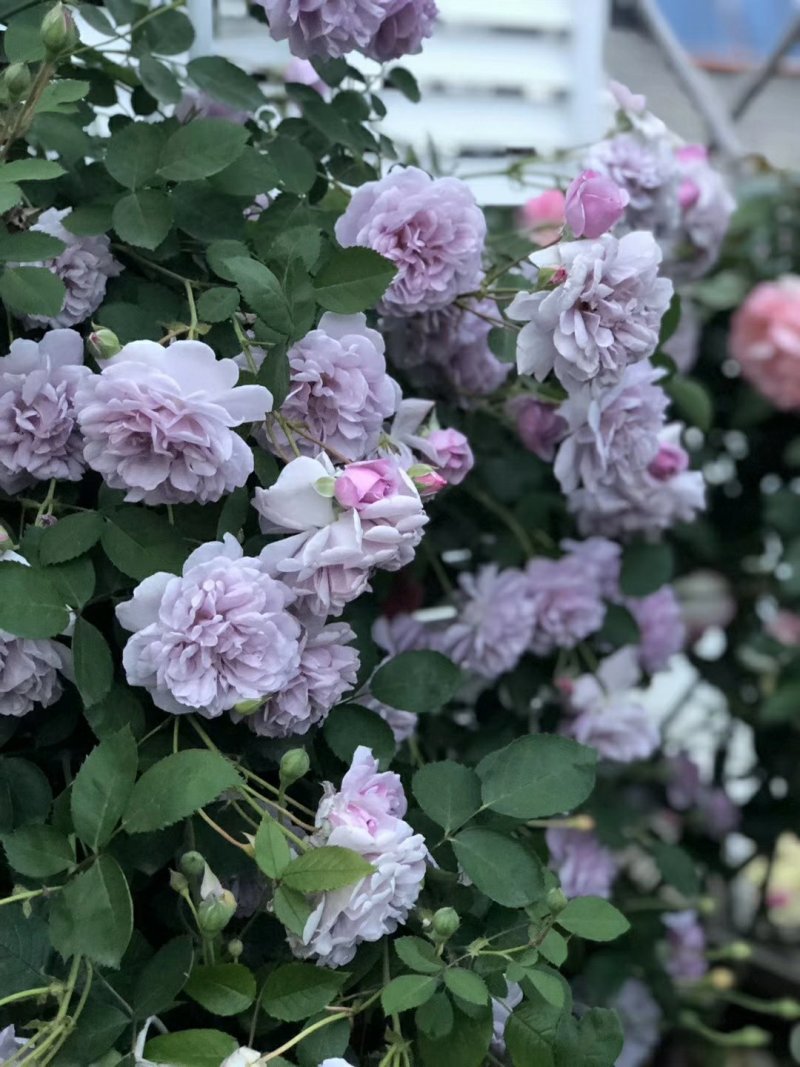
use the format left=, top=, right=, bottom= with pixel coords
left=335, top=459, right=401, bottom=510
left=565, top=170, right=629, bottom=239
left=519, top=189, right=565, bottom=245
left=730, top=277, right=800, bottom=411
left=424, top=427, right=474, bottom=485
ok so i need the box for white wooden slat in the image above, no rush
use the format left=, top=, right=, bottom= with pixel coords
left=384, top=27, right=572, bottom=97
left=434, top=0, right=576, bottom=32
left=379, top=92, right=570, bottom=154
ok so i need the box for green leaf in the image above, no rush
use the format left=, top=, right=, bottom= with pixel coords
left=0, top=159, right=64, bottom=182
left=73, top=617, right=114, bottom=708
left=371, top=651, right=461, bottom=714
left=692, top=269, right=748, bottom=311
left=256, top=341, right=291, bottom=406
left=416, top=991, right=454, bottom=1039
left=172, top=180, right=247, bottom=243
left=314, top=247, right=397, bottom=314
left=197, top=285, right=239, bottom=323
left=0, top=907, right=51, bottom=998
left=139, top=53, right=182, bottom=104
left=0, top=185, right=22, bottom=213
left=394, top=936, right=443, bottom=975
left=133, top=936, right=194, bottom=1017
left=35, top=78, right=90, bottom=113
left=324, top=704, right=396, bottom=767
left=273, top=885, right=313, bottom=938
left=281, top=845, right=374, bottom=893
left=0, top=561, right=70, bottom=638
left=418, top=1004, right=492, bottom=1067
left=52, top=994, right=128, bottom=1063
left=188, top=55, right=265, bottom=111
left=412, top=761, right=481, bottom=833
left=84, top=684, right=145, bottom=741
left=124, top=750, right=242, bottom=834
left=452, top=828, right=545, bottom=908
left=564, top=1008, right=625, bottom=1067
left=443, top=969, right=488, bottom=1005
left=49, top=855, right=133, bottom=967
left=113, top=190, right=173, bottom=250
left=63, top=203, right=114, bottom=236
left=0, top=230, right=66, bottom=262
left=39, top=511, right=103, bottom=565
left=158, top=119, right=249, bottom=182
left=254, top=813, right=291, bottom=879
left=528, top=968, right=566, bottom=1009
left=216, top=486, right=250, bottom=539
left=71, top=727, right=138, bottom=851
left=620, top=541, right=674, bottom=597
left=49, top=556, right=95, bottom=610
left=270, top=136, right=317, bottom=194
left=3, top=3, right=48, bottom=62
left=145, top=1031, right=238, bottom=1067
left=0, top=757, right=51, bottom=832
left=477, top=735, right=597, bottom=820
left=386, top=66, right=421, bottom=102
left=538, top=930, right=568, bottom=968
left=101, top=507, right=187, bottom=580
left=226, top=256, right=292, bottom=336
left=595, top=603, right=640, bottom=648
left=664, top=376, right=713, bottom=432
left=651, top=841, right=701, bottom=897
left=382, top=974, right=439, bottom=1014
left=105, top=122, right=166, bottom=189
left=206, top=238, right=251, bottom=281
left=3, top=825, right=74, bottom=877
left=263, top=962, right=345, bottom=1022
left=506, top=1002, right=557, bottom=1067
left=557, top=897, right=630, bottom=942
left=0, top=266, right=66, bottom=318
left=185, top=963, right=257, bottom=1016
left=659, top=292, right=682, bottom=344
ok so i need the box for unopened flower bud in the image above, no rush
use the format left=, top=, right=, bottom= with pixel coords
left=87, top=326, right=121, bottom=361
left=280, top=748, right=310, bottom=787
left=709, top=967, right=735, bottom=991
left=546, top=887, right=568, bottom=914
left=776, top=998, right=800, bottom=1020
left=179, top=850, right=206, bottom=879
left=40, top=3, right=79, bottom=56
left=169, top=869, right=189, bottom=894
left=3, top=63, right=31, bottom=101
left=233, top=698, right=264, bottom=717
left=198, top=889, right=237, bottom=935
left=408, top=464, right=446, bottom=498
left=228, top=938, right=244, bottom=960
left=431, top=907, right=460, bottom=940
left=735, top=1026, right=770, bottom=1047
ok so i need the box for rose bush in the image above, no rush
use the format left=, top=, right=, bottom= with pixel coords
left=0, top=3, right=789, bottom=1066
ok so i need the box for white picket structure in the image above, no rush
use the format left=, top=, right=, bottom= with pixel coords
left=191, top=0, right=611, bottom=204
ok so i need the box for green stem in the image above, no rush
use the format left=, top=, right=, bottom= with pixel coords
left=184, top=279, right=199, bottom=339
left=0, top=886, right=51, bottom=907
left=259, top=989, right=381, bottom=1063
left=0, top=985, right=53, bottom=1009
left=464, top=485, right=537, bottom=558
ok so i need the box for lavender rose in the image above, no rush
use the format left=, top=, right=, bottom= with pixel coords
left=260, top=0, right=386, bottom=59
left=612, top=979, right=661, bottom=1067
left=525, top=553, right=606, bottom=655
left=506, top=395, right=566, bottom=461
left=0, top=329, right=90, bottom=493
left=116, top=535, right=302, bottom=718
left=424, top=428, right=474, bottom=485
left=335, top=166, right=486, bottom=315
left=290, top=747, right=427, bottom=966
left=435, top=565, right=536, bottom=680
left=0, top=628, right=69, bottom=718
left=546, top=827, right=618, bottom=899
left=663, top=910, right=707, bottom=981
left=270, top=312, right=399, bottom=461
left=239, top=622, right=359, bottom=737
left=23, top=207, right=122, bottom=329
left=74, top=339, right=272, bottom=505
left=508, top=231, right=673, bottom=389
left=627, top=584, right=686, bottom=673
left=365, top=0, right=438, bottom=61
left=562, top=647, right=660, bottom=763
left=384, top=296, right=509, bottom=403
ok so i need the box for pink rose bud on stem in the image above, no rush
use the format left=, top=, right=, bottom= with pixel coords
left=408, top=464, right=446, bottom=497
left=334, top=459, right=400, bottom=510
left=519, top=189, right=565, bottom=246
left=648, top=442, right=689, bottom=481
left=565, top=170, right=630, bottom=239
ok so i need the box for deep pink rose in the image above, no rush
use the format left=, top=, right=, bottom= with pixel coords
left=518, top=190, right=565, bottom=245
left=648, top=442, right=689, bottom=481
left=335, top=459, right=400, bottom=510
left=565, top=170, right=630, bottom=239
left=730, top=277, right=800, bottom=411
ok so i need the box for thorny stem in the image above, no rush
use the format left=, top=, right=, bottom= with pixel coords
left=197, top=809, right=253, bottom=854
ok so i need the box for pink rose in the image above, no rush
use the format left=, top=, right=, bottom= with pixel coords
left=730, top=276, right=800, bottom=411
left=565, top=170, right=630, bottom=239
left=518, top=189, right=565, bottom=246
left=334, top=459, right=400, bottom=510
left=425, top=427, right=474, bottom=485
left=676, top=144, right=708, bottom=165
left=766, top=609, right=800, bottom=647
left=648, top=442, right=689, bottom=482
left=409, top=466, right=447, bottom=497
